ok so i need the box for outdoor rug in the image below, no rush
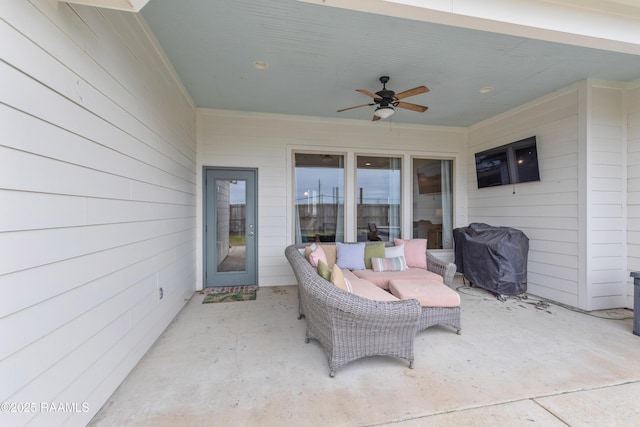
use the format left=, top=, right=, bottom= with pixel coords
left=201, top=286, right=258, bottom=304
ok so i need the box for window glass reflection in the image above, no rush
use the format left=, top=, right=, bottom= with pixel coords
left=216, top=179, right=247, bottom=272
left=356, top=156, right=401, bottom=242
left=412, top=158, right=453, bottom=249
left=294, top=153, right=345, bottom=243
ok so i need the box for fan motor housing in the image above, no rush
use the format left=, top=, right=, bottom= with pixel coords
left=375, top=90, right=395, bottom=101
left=376, top=76, right=394, bottom=101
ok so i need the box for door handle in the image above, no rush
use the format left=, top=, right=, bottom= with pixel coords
left=249, top=231, right=255, bottom=236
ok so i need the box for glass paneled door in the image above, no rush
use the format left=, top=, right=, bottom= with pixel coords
left=204, top=168, right=257, bottom=287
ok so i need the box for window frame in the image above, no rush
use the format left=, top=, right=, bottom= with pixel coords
left=290, top=149, right=456, bottom=248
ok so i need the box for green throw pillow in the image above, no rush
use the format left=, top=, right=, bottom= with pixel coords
left=364, top=243, right=386, bottom=269
left=317, top=259, right=332, bottom=281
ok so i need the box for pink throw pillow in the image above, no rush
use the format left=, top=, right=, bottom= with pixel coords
left=393, top=238, right=427, bottom=269
left=309, top=245, right=327, bottom=269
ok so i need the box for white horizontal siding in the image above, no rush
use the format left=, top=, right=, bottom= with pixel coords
left=587, top=85, right=626, bottom=310
left=197, top=110, right=467, bottom=288
left=468, top=81, right=632, bottom=310
left=468, top=87, right=582, bottom=306
left=627, top=82, right=640, bottom=308
left=1, top=1, right=196, bottom=426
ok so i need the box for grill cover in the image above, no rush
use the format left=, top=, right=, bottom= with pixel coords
left=453, top=223, right=529, bottom=296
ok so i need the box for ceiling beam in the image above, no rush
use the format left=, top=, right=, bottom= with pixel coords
left=298, top=0, right=640, bottom=55
left=53, top=0, right=150, bottom=12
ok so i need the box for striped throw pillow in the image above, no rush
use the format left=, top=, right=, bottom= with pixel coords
left=371, top=256, right=408, bottom=272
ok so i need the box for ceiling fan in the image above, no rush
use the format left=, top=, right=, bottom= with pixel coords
left=337, top=76, right=429, bottom=121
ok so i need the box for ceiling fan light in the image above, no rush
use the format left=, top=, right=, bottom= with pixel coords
left=374, top=106, right=394, bottom=119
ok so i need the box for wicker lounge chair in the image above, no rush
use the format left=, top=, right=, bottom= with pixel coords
left=284, top=242, right=458, bottom=377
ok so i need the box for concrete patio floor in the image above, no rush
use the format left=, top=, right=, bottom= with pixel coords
left=89, top=276, right=640, bottom=426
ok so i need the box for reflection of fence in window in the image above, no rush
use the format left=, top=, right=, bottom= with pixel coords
left=298, top=203, right=340, bottom=235
left=295, top=202, right=400, bottom=237
left=229, top=204, right=246, bottom=245
left=357, top=204, right=400, bottom=229
left=296, top=189, right=343, bottom=234
left=295, top=204, right=400, bottom=226
left=357, top=204, right=401, bottom=241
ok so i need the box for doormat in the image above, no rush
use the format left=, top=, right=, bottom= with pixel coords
left=200, top=286, right=258, bottom=304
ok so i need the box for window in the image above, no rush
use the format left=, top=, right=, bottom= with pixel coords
left=413, top=158, right=453, bottom=249
left=292, top=152, right=455, bottom=247
left=294, top=153, right=344, bottom=243
left=356, top=156, right=401, bottom=242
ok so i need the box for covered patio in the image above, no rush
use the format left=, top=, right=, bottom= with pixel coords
left=4, top=1, right=640, bottom=425
left=89, top=276, right=640, bottom=426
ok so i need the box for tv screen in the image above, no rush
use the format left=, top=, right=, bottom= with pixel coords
left=475, top=136, right=540, bottom=189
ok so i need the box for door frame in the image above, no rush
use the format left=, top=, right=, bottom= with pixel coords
left=203, top=166, right=258, bottom=288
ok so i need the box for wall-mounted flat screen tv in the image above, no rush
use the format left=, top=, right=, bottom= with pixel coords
left=475, top=136, right=540, bottom=189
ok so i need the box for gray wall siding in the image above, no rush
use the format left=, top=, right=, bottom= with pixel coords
left=0, top=1, right=196, bottom=425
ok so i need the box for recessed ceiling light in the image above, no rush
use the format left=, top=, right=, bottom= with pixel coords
left=252, top=60, right=269, bottom=70
left=479, top=86, right=494, bottom=94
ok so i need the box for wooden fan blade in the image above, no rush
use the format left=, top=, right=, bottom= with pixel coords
left=394, top=86, right=429, bottom=100
left=372, top=114, right=381, bottom=121
left=337, top=103, right=373, bottom=112
left=396, top=102, right=428, bottom=113
left=356, top=89, right=381, bottom=99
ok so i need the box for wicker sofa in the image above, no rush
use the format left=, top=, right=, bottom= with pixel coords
left=284, top=242, right=459, bottom=377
